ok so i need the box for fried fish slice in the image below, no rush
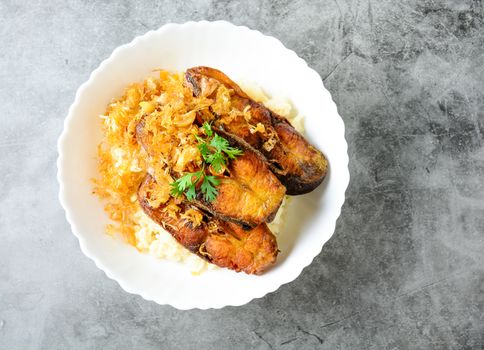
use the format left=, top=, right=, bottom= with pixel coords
left=138, top=174, right=278, bottom=274
left=136, top=117, right=286, bottom=228
left=185, top=66, right=328, bottom=195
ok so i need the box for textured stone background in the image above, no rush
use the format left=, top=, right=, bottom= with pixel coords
left=1, top=0, right=483, bottom=349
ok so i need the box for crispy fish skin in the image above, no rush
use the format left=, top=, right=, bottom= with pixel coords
left=185, top=66, right=328, bottom=195
left=191, top=133, right=286, bottom=227
left=136, top=117, right=286, bottom=228
left=138, top=174, right=278, bottom=274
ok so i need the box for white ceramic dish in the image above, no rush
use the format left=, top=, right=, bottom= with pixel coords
left=57, top=21, right=349, bottom=310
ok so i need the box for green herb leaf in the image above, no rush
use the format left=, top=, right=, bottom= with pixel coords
left=170, top=171, right=202, bottom=199
left=185, top=184, right=197, bottom=201
left=206, top=152, right=225, bottom=173
left=203, top=121, right=213, bottom=137
left=169, top=126, right=243, bottom=203
left=223, top=146, right=243, bottom=159
left=197, top=142, right=210, bottom=161
left=178, top=173, right=195, bottom=191
left=170, top=182, right=184, bottom=197
left=210, top=134, right=230, bottom=152
left=205, top=175, right=220, bottom=188
left=201, top=176, right=220, bottom=202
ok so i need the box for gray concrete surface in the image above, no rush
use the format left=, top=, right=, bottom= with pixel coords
left=1, top=0, right=483, bottom=349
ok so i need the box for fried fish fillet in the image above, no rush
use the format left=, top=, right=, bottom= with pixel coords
left=136, top=117, right=286, bottom=228
left=185, top=66, right=328, bottom=195
left=138, top=174, right=278, bottom=274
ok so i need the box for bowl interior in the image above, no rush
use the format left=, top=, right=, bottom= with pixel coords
left=58, top=21, right=348, bottom=309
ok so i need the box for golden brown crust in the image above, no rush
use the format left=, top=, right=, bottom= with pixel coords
left=191, top=133, right=286, bottom=227
left=204, top=222, right=278, bottom=274
left=136, top=117, right=286, bottom=228
left=185, top=66, right=328, bottom=195
left=138, top=174, right=278, bottom=274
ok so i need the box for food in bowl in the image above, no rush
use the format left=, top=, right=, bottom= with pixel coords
left=93, top=67, right=328, bottom=275
left=185, top=67, right=328, bottom=194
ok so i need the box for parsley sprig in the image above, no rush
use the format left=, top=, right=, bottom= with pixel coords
left=170, top=169, right=220, bottom=201
left=197, top=123, right=243, bottom=173
left=170, top=122, right=243, bottom=202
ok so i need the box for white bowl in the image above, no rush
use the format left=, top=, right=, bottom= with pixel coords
left=57, top=21, right=349, bottom=310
